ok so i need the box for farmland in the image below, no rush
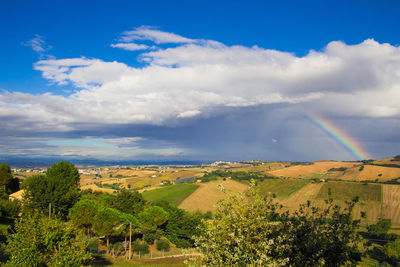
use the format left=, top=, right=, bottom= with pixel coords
left=142, top=183, right=200, bottom=206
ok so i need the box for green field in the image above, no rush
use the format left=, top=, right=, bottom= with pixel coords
left=142, top=184, right=200, bottom=206
left=316, top=181, right=382, bottom=201
left=256, top=179, right=310, bottom=198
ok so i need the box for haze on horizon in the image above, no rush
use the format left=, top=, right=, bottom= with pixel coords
left=0, top=0, right=399, bottom=162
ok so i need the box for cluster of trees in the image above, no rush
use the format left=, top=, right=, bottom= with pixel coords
left=192, top=181, right=363, bottom=266
left=0, top=161, right=205, bottom=266
left=201, top=170, right=275, bottom=183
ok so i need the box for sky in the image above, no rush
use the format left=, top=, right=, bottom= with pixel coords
left=0, top=0, right=400, bottom=162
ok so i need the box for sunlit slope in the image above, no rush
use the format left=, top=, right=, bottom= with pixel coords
left=178, top=179, right=248, bottom=212
left=340, top=165, right=400, bottom=182
left=268, top=161, right=361, bottom=178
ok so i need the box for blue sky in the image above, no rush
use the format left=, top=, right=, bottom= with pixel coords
left=1, top=0, right=400, bottom=161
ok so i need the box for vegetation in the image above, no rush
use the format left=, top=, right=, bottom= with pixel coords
left=257, top=179, right=310, bottom=197
left=317, top=181, right=381, bottom=201
left=5, top=216, right=92, bottom=266
left=193, top=181, right=362, bottom=266
left=0, top=162, right=19, bottom=194
left=156, top=236, right=170, bottom=251
left=142, top=184, right=199, bottom=206
left=328, top=167, right=348, bottom=171
left=22, top=161, right=80, bottom=217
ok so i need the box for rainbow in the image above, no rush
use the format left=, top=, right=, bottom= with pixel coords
left=305, top=112, right=369, bottom=160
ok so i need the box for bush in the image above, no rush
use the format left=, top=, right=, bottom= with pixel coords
left=384, top=238, right=400, bottom=265
left=367, top=218, right=391, bottom=238
left=156, top=236, right=170, bottom=252
left=175, top=238, right=192, bottom=248
left=133, top=239, right=149, bottom=254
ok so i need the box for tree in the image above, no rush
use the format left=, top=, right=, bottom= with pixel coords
left=384, top=237, right=400, bottom=265
left=111, top=189, right=146, bottom=215
left=22, top=161, right=80, bottom=217
left=192, top=181, right=362, bottom=266
left=0, top=162, right=19, bottom=194
left=156, top=236, right=170, bottom=252
left=5, top=215, right=92, bottom=266
left=138, top=206, right=169, bottom=230
left=367, top=218, right=392, bottom=238
left=69, top=197, right=101, bottom=235
left=193, top=183, right=289, bottom=266
left=92, top=206, right=122, bottom=253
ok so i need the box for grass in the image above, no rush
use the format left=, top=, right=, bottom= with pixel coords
left=142, top=183, right=200, bottom=206
left=316, top=181, right=382, bottom=202
left=257, top=179, right=310, bottom=198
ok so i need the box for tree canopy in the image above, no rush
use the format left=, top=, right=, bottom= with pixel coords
left=193, top=181, right=362, bottom=266
left=22, top=161, right=80, bottom=217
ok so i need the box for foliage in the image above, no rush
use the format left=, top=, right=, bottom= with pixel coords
left=133, top=239, right=149, bottom=254
left=0, top=162, right=19, bottom=194
left=138, top=206, right=169, bottom=230
left=384, top=237, right=400, bottom=265
left=359, top=165, right=365, bottom=171
left=156, top=236, right=170, bottom=251
left=282, top=198, right=361, bottom=266
left=22, top=161, right=80, bottom=217
left=0, top=199, right=21, bottom=218
left=5, top=215, right=92, bottom=266
left=193, top=183, right=289, bottom=266
left=155, top=201, right=202, bottom=248
left=328, top=167, right=348, bottom=171
left=69, top=197, right=101, bottom=235
left=111, top=189, right=146, bottom=215
left=367, top=218, right=392, bottom=238
left=192, top=181, right=362, bottom=266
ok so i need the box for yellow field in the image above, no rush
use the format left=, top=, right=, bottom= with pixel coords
left=382, top=184, right=400, bottom=222
left=178, top=179, right=248, bottom=212
left=340, top=165, right=400, bottom=182
left=268, top=161, right=360, bottom=178
left=80, top=184, right=116, bottom=194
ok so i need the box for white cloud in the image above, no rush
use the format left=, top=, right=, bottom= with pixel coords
left=2, top=31, right=400, bottom=134
left=118, top=25, right=194, bottom=44
left=22, top=34, right=52, bottom=54
left=111, top=43, right=152, bottom=51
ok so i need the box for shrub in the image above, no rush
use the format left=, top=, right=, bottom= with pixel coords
left=156, top=237, right=170, bottom=252
left=133, top=239, right=149, bottom=254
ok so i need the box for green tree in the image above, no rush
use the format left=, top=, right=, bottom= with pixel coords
left=92, top=206, right=125, bottom=253
left=384, top=237, right=400, bottom=265
left=22, top=161, right=80, bottom=217
left=0, top=162, right=19, bottom=194
left=193, top=183, right=289, bottom=266
left=69, top=197, right=101, bottom=235
left=111, top=189, right=146, bottom=215
left=5, top=215, right=92, bottom=266
left=367, top=218, right=392, bottom=238
left=138, top=206, right=169, bottom=230
left=156, top=236, right=170, bottom=252
left=193, top=182, right=362, bottom=266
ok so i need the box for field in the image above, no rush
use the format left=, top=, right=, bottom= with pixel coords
left=178, top=179, right=248, bottom=212
left=316, top=181, right=382, bottom=201
left=268, top=161, right=361, bottom=178
left=256, top=179, right=310, bottom=198
left=142, top=184, right=200, bottom=206
left=340, top=165, right=400, bottom=182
